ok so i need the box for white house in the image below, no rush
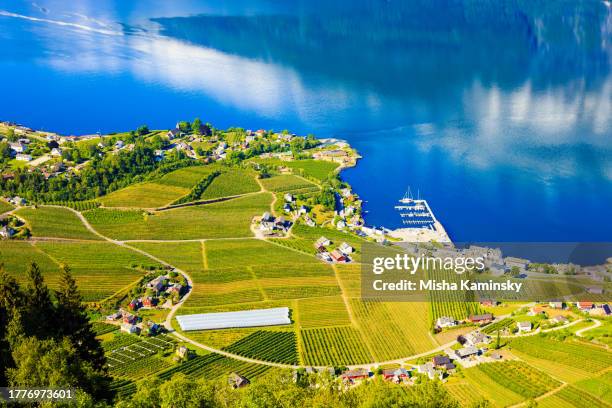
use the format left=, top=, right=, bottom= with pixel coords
left=9, top=142, right=25, bottom=153
left=315, top=237, right=331, bottom=248
left=15, top=154, right=32, bottom=162
left=339, top=242, right=354, bottom=254
left=463, top=331, right=491, bottom=346
left=435, top=316, right=456, bottom=328
left=0, top=226, right=14, bottom=238
left=517, top=321, right=532, bottom=333
left=284, top=193, right=295, bottom=202
left=120, top=323, right=141, bottom=334
left=50, top=148, right=62, bottom=156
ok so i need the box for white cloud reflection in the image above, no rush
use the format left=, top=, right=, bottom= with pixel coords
left=2, top=3, right=611, bottom=182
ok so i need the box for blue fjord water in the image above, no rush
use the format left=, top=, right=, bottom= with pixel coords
left=0, top=0, right=610, bottom=242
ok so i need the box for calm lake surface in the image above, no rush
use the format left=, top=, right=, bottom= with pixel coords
left=1, top=0, right=611, bottom=241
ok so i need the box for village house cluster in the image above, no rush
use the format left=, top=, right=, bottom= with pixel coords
left=106, top=309, right=162, bottom=337
left=127, top=273, right=187, bottom=311
left=258, top=211, right=292, bottom=236
left=435, top=312, right=493, bottom=331
left=314, top=236, right=354, bottom=263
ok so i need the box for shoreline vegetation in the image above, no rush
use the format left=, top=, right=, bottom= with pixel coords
left=0, top=120, right=610, bottom=407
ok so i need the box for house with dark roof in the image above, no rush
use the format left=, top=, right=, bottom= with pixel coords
left=469, top=314, right=493, bottom=324
left=228, top=373, right=250, bottom=389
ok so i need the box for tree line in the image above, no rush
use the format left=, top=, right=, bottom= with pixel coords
left=0, top=139, right=192, bottom=203
left=0, top=263, right=109, bottom=401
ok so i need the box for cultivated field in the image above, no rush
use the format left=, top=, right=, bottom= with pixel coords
left=301, top=326, right=373, bottom=365
left=510, top=337, right=612, bottom=374
left=259, top=175, right=317, bottom=192
left=84, top=193, right=272, bottom=240
left=350, top=300, right=437, bottom=361
left=199, top=169, right=260, bottom=199
left=0, top=241, right=59, bottom=280
left=34, top=241, right=160, bottom=301
left=99, top=166, right=216, bottom=208
left=15, top=206, right=101, bottom=240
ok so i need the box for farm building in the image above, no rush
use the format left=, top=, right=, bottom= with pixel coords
left=551, top=315, right=568, bottom=324
left=106, top=311, right=122, bottom=321
left=455, top=346, right=478, bottom=359
left=432, top=355, right=455, bottom=370
left=463, top=331, right=491, bottom=346
left=339, top=242, right=354, bottom=254
left=549, top=301, right=564, bottom=309
left=517, top=321, right=532, bottom=333
left=469, top=314, right=493, bottom=324
left=382, top=368, right=410, bottom=382
left=330, top=249, right=348, bottom=263
left=528, top=306, right=546, bottom=316
left=341, top=368, right=369, bottom=382
left=315, top=236, right=331, bottom=248
left=417, top=362, right=440, bottom=380
left=435, top=316, right=456, bottom=328
left=176, top=307, right=291, bottom=331
left=0, top=226, right=14, bottom=239
left=121, top=323, right=140, bottom=334
left=228, top=373, right=250, bottom=389
left=577, top=301, right=594, bottom=310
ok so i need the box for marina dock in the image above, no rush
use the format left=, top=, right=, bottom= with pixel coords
left=387, top=192, right=452, bottom=243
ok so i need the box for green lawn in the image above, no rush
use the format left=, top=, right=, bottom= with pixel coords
left=0, top=199, right=14, bottom=214
left=85, top=193, right=271, bottom=240
left=15, top=206, right=101, bottom=240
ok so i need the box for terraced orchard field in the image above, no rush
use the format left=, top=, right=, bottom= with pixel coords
left=301, top=326, right=373, bottom=365
left=260, top=175, right=317, bottom=192
left=156, top=352, right=273, bottom=382
left=223, top=330, right=298, bottom=365
left=84, top=193, right=271, bottom=240
left=99, top=166, right=215, bottom=208
left=15, top=206, right=101, bottom=240
left=285, top=159, right=340, bottom=181
left=475, top=361, right=561, bottom=399
left=510, top=337, right=612, bottom=373
left=199, top=169, right=260, bottom=199
left=428, top=268, right=485, bottom=321
left=350, top=300, right=437, bottom=361
left=34, top=241, right=160, bottom=301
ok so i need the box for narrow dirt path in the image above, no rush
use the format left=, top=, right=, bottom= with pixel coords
left=575, top=319, right=602, bottom=337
